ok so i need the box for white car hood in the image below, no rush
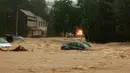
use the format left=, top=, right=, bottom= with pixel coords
left=0, top=43, right=12, bottom=48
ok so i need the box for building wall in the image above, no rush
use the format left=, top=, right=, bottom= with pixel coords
left=9, top=9, right=47, bottom=37
left=27, top=16, right=37, bottom=27
left=36, top=20, right=48, bottom=36
left=18, top=10, right=29, bottom=36
left=32, top=30, right=42, bottom=36
left=8, top=9, right=28, bottom=36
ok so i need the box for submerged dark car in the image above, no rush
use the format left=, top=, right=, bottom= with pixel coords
left=5, top=34, right=24, bottom=42
left=61, top=42, right=91, bottom=50
left=13, top=36, right=24, bottom=41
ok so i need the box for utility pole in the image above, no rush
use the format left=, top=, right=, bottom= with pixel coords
left=15, top=0, right=31, bottom=36
left=3, top=11, right=6, bottom=33
left=16, top=7, right=18, bottom=36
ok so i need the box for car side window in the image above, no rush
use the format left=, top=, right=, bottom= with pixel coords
left=68, top=43, right=73, bottom=46
left=77, top=43, right=80, bottom=47
left=78, top=43, right=84, bottom=48
left=69, top=43, right=76, bottom=46
left=76, top=43, right=80, bottom=47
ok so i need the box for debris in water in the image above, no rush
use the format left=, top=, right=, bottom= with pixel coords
left=11, top=45, right=28, bottom=51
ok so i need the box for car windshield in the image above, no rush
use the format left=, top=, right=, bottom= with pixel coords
left=83, top=44, right=90, bottom=48
left=82, top=42, right=91, bottom=47
left=0, top=39, right=8, bottom=43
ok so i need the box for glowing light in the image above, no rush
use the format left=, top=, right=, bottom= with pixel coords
left=76, top=29, right=83, bottom=36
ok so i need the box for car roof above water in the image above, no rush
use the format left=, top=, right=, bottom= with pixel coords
left=0, top=38, right=8, bottom=43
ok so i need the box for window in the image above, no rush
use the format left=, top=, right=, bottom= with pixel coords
left=77, top=43, right=84, bottom=48
left=69, top=43, right=76, bottom=46
left=41, top=22, right=42, bottom=27
left=39, top=22, right=40, bottom=26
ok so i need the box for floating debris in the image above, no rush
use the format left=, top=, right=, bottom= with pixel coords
left=11, top=45, right=28, bottom=51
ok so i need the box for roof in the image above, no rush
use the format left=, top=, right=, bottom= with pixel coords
left=36, top=16, right=44, bottom=21
left=20, top=9, right=35, bottom=17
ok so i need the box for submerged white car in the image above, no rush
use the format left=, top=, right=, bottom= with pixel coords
left=0, top=38, right=12, bottom=48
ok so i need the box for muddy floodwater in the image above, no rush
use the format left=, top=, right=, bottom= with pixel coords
left=0, top=38, right=130, bottom=73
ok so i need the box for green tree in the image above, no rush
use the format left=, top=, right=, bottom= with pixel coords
left=115, top=0, right=130, bottom=41
left=77, top=0, right=100, bottom=41
left=50, top=0, right=78, bottom=36
left=20, top=0, right=49, bottom=20
left=78, top=0, right=116, bottom=42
